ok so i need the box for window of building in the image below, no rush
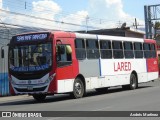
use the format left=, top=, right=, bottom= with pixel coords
left=86, top=39, right=100, bottom=59
left=134, top=42, right=143, bottom=58
left=124, top=42, right=134, bottom=58
left=75, top=39, right=86, bottom=60
left=100, top=40, right=112, bottom=59
left=112, top=41, right=124, bottom=59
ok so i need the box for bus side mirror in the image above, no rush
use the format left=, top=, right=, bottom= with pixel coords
left=66, top=45, right=72, bottom=54
left=1, top=49, right=4, bottom=58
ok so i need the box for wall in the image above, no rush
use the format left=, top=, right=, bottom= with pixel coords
left=0, top=38, right=9, bottom=96
left=125, top=31, right=144, bottom=38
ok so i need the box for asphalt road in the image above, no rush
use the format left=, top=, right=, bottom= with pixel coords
left=0, top=79, right=160, bottom=120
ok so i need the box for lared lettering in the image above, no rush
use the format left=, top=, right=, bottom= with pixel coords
left=128, top=62, right=131, bottom=71
left=114, top=62, right=118, bottom=72
left=121, top=62, right=124, bottom=71
left=114, top=62, right=131, bottom=72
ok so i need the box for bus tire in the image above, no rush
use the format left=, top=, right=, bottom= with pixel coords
left=32, top=94, right=46, bottom=102
left=129, top=73, right=138, bottom=90
left=72, top=77, right=85, bottom=99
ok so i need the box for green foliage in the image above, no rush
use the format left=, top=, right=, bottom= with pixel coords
left=155, top=21, right=160, bottom=29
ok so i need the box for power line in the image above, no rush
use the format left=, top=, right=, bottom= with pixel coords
left=0, top=0, right=144, bottom=32
left=1, top=0, right=133, bottom=26
left=0, top=9, right=109, bottom=31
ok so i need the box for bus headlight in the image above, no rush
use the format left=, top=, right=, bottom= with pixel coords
left=11, top=79, right=16, bottom=85
left=45, top=79, right=50, bottom=84
left=45, top=73, right=56, bottom=84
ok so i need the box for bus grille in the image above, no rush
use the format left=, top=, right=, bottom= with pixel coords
left=14, top=86, right=47, bottom=92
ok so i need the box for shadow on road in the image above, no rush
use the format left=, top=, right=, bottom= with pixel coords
left=86, top=85, right=152, bottom=97
left=0, top=85, right=152, bottom=106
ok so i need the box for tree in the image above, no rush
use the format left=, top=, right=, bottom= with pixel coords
left=154, top=21, right=160, bottom=40
left=155, top=21, right=160, bottom=29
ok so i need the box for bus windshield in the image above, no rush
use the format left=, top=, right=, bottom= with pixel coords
left=9, top=43, right=52, bottom=72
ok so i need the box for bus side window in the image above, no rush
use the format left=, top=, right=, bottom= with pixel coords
left=134, top=42, right=143, bottom=58
left=1, top=49, right=4, bottom=58
left=123, top=42, right=134, bottom=58
left=150, top=43, right=156, bottom=58
left=112, top=41, right=124, bottom=59
left=75, top=39, right=86, bottom=60
left=86, top=39, right=100, bottom=59
left=57, top=44, right=72, bottom=67
left=100, top=40, right=112, bottom=59
left=143, top=43, right=152, bottom=58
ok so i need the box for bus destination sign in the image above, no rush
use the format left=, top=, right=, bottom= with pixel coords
left=16, top=33, right=48, bottom=42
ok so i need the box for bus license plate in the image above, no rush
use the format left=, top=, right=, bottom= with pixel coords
left=27, top=86, right=33, bottom=90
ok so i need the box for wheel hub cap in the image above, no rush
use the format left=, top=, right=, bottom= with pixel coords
left=75, top=82, right=82, bottom=95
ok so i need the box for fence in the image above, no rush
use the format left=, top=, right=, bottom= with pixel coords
left=0, top=73, right=9, bottom=96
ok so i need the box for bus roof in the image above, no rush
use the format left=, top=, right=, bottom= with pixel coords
left=11, top=31, right=156, bottom=43
left=75, top=32, right=144, bottom=42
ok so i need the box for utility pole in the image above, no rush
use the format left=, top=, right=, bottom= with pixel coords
left=25, top=1, right=27, bottom=9
left=135, top=18, right=137, bottom=29
left=86, top=15, right=89, bottom=33
left=144, top=4, right=160, bottom=39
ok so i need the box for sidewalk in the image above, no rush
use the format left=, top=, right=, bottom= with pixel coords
left=0, top=95, right=31, bottom=103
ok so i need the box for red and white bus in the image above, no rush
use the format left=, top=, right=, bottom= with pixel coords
left=8, top=31, right=158, bottom=101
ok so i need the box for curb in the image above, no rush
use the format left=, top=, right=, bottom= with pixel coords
left=0, top=95, right=31, bottom=102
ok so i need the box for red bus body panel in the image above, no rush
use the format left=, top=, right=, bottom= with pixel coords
left=144, top=39, right=158, bottom=72
left=48, top=32, right=79, bottom=93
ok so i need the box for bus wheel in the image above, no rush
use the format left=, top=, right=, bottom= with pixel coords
left=72, top=78, right=85, bottom=99
left=32, top=94, right=46, bottom=102
left=96, top=87, right=108, bottom=93
left=129, top=73, right=138, bottom=90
